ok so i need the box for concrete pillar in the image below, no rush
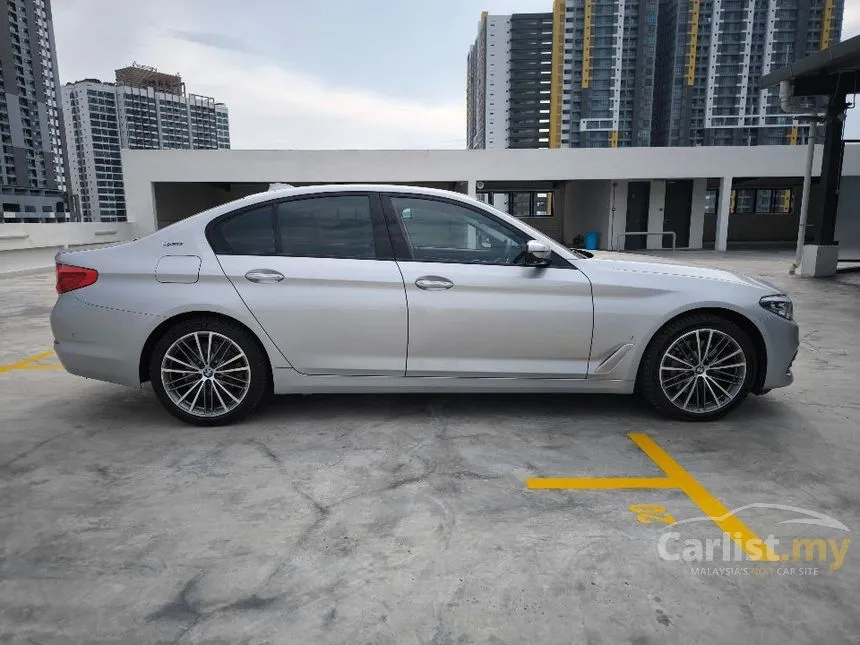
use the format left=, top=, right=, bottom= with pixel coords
left=467, top=180, right=477, bottom=198
left=647, top=180, right=666, bottom=249
left=689, top=179, right=707, bottom=250
left=608, top=180, right=628, bottom=250
left=800, top=244, right=839, bottom=277
left=715, top=176, right=733, bottom=252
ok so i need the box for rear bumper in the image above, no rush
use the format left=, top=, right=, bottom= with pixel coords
left=51, top=294, right=156, bottom=388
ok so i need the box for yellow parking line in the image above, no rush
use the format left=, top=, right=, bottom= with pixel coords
left=17, top=364, right=64, bottom=371
left=527, top=477, right=678, bottom=490
left=0, top=350, right=59, bottom=373
left=629, top=433, right=779, bottom=562
left=527, top=432, right=779, bottom=562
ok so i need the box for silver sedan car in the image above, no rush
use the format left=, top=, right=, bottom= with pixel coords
left=50, top=185, right=799, bottom=426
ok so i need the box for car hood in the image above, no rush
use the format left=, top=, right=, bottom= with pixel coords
left=580, top=251, right=780, bottom=292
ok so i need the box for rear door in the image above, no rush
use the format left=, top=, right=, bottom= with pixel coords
left=212, top=192, right=408, bottom=376
left=381, top=193, right=594, bottom=378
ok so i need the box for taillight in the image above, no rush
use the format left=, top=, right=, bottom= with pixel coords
left=56, top=263, right=99, bottom=294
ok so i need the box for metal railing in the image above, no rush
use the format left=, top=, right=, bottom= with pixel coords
left=615, top=231, right=677, bottom=251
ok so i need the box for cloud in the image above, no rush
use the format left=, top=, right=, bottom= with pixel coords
left=148, top=34, right=464, bottom=149
left=844, top=4, right=860, bottom=37
left=168, top=30, right=257, bottom=55
left=51, top=3, right=465, bottom=149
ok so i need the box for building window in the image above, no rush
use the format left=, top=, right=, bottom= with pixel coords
left=704, top=189, right=718, bottom=215
left=755, top=189, right=774, bottom=214
left=732, top=189, right=755, bottom=214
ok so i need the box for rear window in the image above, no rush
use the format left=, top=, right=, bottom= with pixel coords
left=209, top=205, right=275, bottom=255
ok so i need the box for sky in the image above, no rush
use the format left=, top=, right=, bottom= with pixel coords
left=52, top=0, right=860, bottom=149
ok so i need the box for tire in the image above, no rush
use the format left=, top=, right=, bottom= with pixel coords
left=149, top=316, right=269, bottom=426
left=637, top=313, right=757, bottom=422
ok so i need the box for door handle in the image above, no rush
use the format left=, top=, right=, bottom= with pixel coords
left=415, top=276, right=454, bottom=291
left=245, top=269, right=285, bottom=283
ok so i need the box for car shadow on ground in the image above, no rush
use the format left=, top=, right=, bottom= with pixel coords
left=48, top=381, right=792, bottom=438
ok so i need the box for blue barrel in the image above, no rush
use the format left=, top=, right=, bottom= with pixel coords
left=584, top=231, right=600, bottom=250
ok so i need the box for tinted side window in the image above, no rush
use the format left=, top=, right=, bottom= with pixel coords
left=276, top=195, right=375, bottom=259
left=210, top=205, right=275, bottom=255
left=389, top=196, right=527, bottom=265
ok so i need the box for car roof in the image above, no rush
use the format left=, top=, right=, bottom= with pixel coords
left=235, top=184, right=476, bottom=207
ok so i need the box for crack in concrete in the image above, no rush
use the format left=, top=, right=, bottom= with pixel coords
left=245, top=438, right=281, bottom=464
left=0, top=430, right=76, bottom=470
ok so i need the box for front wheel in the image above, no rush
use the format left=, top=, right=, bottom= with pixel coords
left=638, top=314, right=757, bottom=421
left=149, top=317, right=269, bottom=426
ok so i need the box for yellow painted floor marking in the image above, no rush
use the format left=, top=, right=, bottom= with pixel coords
left=0, top=350, right=62, bottom=373
left=527, top=477, right=678, bottom=490
left=527, top=432, right=779, bottom=562
left=629, top=433, right=779, bottom=562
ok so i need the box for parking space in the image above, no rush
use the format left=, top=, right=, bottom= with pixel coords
left=1, top=251, right=859, bottom=644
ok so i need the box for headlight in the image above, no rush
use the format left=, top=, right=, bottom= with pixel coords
left=759, top=294, right=793, bottom=321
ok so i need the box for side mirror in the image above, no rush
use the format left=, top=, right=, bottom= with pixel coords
left=524, top=240, right=552, bottom=267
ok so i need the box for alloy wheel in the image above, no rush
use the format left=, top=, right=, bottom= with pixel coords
left=659, top=328, right=747, bottom=414
left=160, top=331, right=251, bottom=418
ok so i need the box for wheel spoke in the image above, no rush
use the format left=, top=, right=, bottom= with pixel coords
left=176, top=378, right=204, bottom=405
left=663, top=371, right=693, bottom=387
left=710, top=348, right=742, bottom=366
left=670, top=376, right=695, bottom=402
left=188, top=379, right=205, bottom=412
left=683, top=377, right=697, bottom=409
left=708, top=371, right=739, bottom=385
left=165, top=354, right=197, bottom=370
left=193, top=333, right=207, bottom=366
left=214, top=344, right=231, bottom=368
left=213, top=378, right=241, bottom=404
left=176, top=339, right=202, bottom=367
left=665, top=353, right=694, bottom=368
left=706, top=375, right=732, bottom=399
left=709, top=362, right=746, bottom=371
left=211, top=380, right=229, bottom=412
left=214, top=353, right=244, bottom=369
left=216, top=374, right=248, bottom=388
left=703, top=330, right=713, bottom=364
left=702, top=377, right=720, bottom=409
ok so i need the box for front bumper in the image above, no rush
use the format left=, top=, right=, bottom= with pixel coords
left=760, top=314, right=800, bottom=391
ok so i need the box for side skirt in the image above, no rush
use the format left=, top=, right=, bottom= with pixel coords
left=272, top=369, right=634, bottom=395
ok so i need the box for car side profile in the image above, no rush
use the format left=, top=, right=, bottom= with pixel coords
left=50, top=185, right=799, bottom=425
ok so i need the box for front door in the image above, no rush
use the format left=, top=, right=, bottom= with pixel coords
left=382, top=194, right=594, bottom=378
left=212, top=193, right=408, bottom=376
left=664, top=180, right=693, bottom=248
left=625, top=181, right=651, bottom=250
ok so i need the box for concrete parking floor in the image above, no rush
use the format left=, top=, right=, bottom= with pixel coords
left=1, top=251, right=859, bottom=645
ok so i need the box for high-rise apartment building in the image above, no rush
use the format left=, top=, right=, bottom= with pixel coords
left=62, top=65, right=230, bottom=222
left=468, top=0, right=844, bottom=149
left=467, top=12, right=555, bottom=149
left=653, top=0, right=843, bottom=147
left=468, top=0, right=659, bottom=150
left=0, top=0, right=69, bottom=222
left=555, top=0, right=659, bottom=148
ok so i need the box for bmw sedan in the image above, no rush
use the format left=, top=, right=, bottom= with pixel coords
left=50, top=185, right=799, bottom=426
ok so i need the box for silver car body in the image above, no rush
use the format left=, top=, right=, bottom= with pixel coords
left=50, top=185, right=798, bottom=397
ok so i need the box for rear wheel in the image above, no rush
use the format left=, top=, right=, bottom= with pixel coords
left=638, top=314, right=757, bottom=421
left=149, top=317, right=268, bottom=426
